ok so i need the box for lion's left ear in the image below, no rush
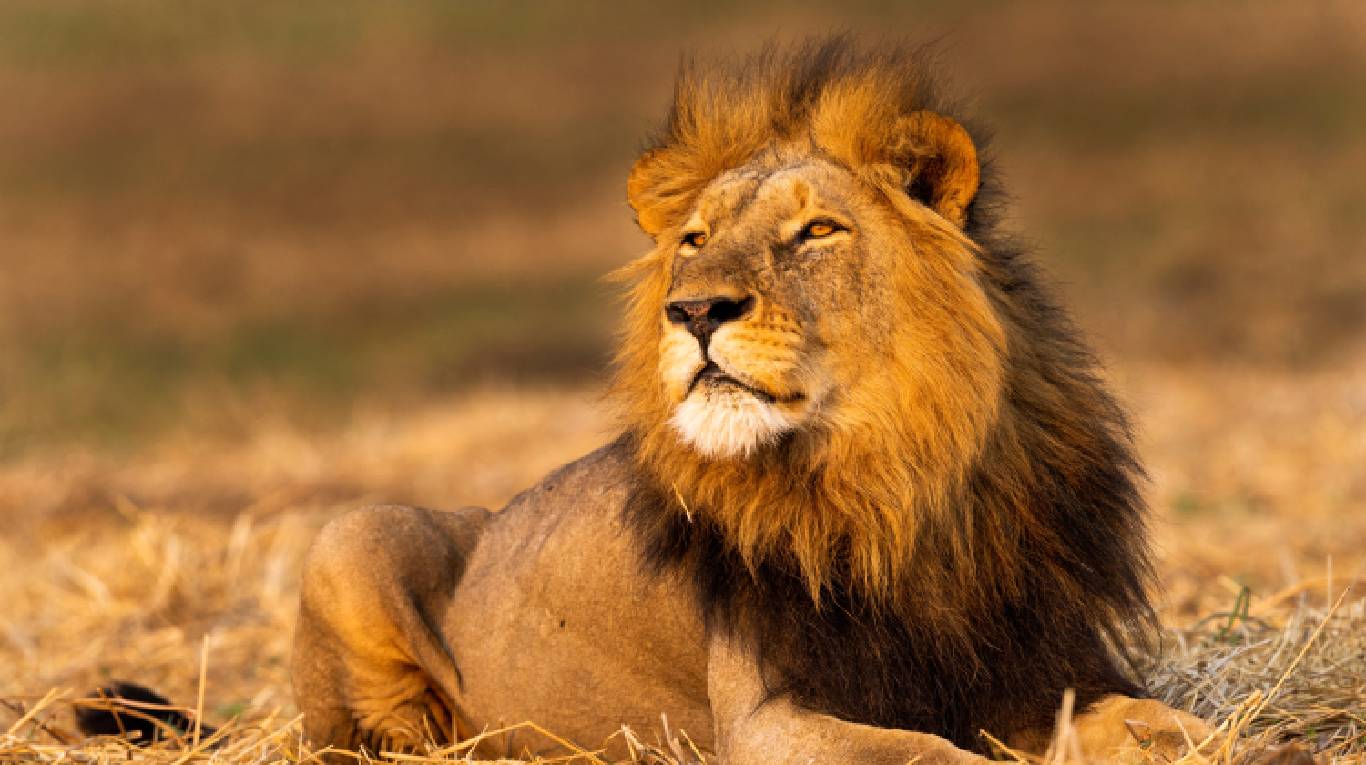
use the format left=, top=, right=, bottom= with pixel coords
left=627, top=148, right=677, bottom=237
left=894, top=111, right=980, bottom=228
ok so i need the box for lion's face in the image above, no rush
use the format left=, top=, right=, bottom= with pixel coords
left=651, top=152, right=1005, bottom=463
left=659, top=159, right=849, bottom=458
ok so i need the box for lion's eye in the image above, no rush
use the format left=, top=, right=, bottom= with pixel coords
left=681, top=231, right=709, bottom=249
left=799, top=219, right=844, bottom=241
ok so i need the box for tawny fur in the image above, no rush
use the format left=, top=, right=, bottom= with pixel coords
left=286, top=38, right=1220, bottom=764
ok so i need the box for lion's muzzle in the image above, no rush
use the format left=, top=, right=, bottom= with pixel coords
left=660, top=296, right=814, bottom=459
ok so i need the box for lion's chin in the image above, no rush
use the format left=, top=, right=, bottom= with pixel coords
left=669, top=383, right=799, bottom=459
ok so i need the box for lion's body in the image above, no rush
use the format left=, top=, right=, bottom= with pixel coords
left=292, top=40, right=1214, bottom=763
left=293, top=442, right=714, bottom=758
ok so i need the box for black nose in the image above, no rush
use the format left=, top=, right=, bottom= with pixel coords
left=665, top=294, right=755, bottom=346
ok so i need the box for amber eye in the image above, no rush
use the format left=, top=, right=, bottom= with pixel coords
left=681, top=231, right=709, bottom=249
left=799, top=219, right=843, bottom=240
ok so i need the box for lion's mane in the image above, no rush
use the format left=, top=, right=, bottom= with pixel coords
left=614, top=39, right=1154, bottom=751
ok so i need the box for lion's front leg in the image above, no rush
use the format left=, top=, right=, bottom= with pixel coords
left=292, top=504, right=488, bottom=757
left=1043, top=695, right=1318, bottom=765
left=1010, top=694, right=1214, bottom=762
left=706, top=636, right=991, bottom=765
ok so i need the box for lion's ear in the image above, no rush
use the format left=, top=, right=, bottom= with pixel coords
left=895, top=111, right=980, bottom=228
left=627, top=148, right=674, bottom=237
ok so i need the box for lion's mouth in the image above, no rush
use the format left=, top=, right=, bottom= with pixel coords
left=688, top=361, right=803, bottom=405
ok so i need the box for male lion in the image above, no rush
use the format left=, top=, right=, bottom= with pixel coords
left=292, top=40, right=1212, bottom=763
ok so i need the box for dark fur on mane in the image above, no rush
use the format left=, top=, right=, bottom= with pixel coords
left=621, top=38, right=1155, bottom=753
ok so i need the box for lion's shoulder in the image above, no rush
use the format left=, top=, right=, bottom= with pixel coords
left=490, top=436, right=640, bottom=555
left=506, top=435, right=635, bottom=510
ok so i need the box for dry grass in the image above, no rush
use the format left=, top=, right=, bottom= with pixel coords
left=1, top=500, right=1361, bottom=764
left=0, top=511, right=1361, bottom=764
left=2, top=368, right=1364, bottom=763
left=1148, top=592, right=1366, bottom=760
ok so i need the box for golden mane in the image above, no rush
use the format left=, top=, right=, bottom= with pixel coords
left=625, top=41, right=970, bottom=237
left=614, top=220, right=1007, bottom=603
left=612, top=40, right=1045, bottom=601
left=613, top=41, right=1154, bottom=747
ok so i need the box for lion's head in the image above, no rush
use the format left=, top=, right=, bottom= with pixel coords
left=644, top=135, right=1002, bottom=466
left=613, top=41, right=1149, bottom=633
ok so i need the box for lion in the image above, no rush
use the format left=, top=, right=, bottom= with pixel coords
left=289, top=40, right=1215, bottom=763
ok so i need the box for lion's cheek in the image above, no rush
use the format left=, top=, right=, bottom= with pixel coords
left=657, top=330, right=705, bottom=402
left=709, top=336, right=806, bottom=403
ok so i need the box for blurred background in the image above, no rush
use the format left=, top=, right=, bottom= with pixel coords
left=4, top=0, right=1364, bottom=455
left=1, top=0, right=1363, bottom=728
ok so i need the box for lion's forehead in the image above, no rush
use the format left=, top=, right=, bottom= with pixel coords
left=698, top=158, right=853, bottom=230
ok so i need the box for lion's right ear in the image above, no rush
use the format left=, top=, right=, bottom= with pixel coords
left=627, top=148, right=678, bottom=237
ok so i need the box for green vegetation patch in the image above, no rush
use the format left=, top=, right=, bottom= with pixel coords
left=0, top=273, right=615, bottom=458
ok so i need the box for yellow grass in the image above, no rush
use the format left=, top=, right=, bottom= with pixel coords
left=2, top=364, right=1364, bottom=762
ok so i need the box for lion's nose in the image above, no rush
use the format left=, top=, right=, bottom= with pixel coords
left=665, top=294, right=755, bottom=346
